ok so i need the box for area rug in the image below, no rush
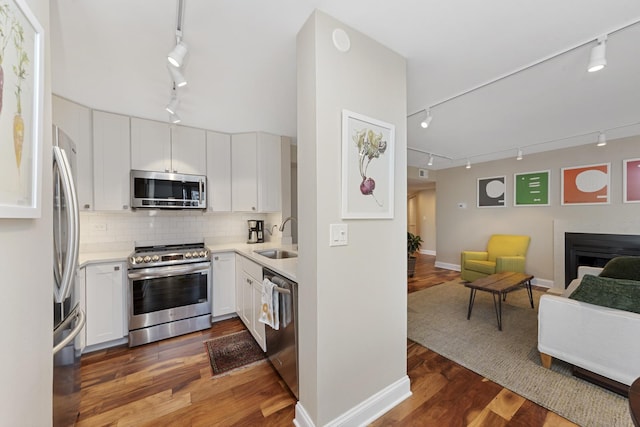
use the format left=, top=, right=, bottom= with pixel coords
left=408, top=280, right=633, bottom=427
left=204, top=330, right=266, bottom=377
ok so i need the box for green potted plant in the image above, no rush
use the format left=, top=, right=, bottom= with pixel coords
left=408, top=232, right=423, bottom=277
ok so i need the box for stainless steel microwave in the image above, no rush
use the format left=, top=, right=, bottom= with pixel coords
left=130, top=170, right=207, bottom=209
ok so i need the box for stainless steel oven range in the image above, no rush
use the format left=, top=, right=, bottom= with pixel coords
left=127, top=243, right=211, bottom=347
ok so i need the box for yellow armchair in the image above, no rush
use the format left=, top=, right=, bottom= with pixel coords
left=461, top=234, right=531, bottom=282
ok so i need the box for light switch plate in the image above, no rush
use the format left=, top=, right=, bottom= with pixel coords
left=330, top=224, right=348, bottom=246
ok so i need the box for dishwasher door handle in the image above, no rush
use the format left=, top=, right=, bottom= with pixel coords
left=274, top=285, right=291, bottom=295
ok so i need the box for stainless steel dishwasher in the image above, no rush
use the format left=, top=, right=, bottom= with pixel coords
left=263, top=268, right=299, bottom=399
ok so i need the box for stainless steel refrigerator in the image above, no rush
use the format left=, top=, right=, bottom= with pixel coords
left=53, top=125, right=85, bottom=426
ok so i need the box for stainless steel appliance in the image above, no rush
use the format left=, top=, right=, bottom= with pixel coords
left=127, top=243, right=211, bottom=346
left=263, top=268, right=298, bottom=398
left=130, top=169, right=206, bottom=209
left=53, top=126, right=86, bottom=426
left=247, top=219, right=264, bottom=243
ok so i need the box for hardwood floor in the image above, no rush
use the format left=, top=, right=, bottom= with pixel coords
left=77, top=254, right=576, bottom=426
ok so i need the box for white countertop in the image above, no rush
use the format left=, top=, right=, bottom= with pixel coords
left=78, top=241, right=298, bottom=282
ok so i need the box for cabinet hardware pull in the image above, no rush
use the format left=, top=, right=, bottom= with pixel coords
left=114, top=266, right=120, bottom=271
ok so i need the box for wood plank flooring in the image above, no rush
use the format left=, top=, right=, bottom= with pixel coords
left=77, top=254, right=577, bottom=426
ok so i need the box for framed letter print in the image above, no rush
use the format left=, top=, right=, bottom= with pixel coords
left=341, top=110, right=395, bottom=219
left=477, top=176, right=506, bottom=208
left=561, top=163, right=610, bottom=205
left=624, top=158, right=640, bottom=203
left=0, top=0, right=44, bottom=218
left=514, top=170, right=550, bottom=206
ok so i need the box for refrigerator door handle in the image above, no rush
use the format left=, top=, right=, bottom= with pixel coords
left=53, top=307, right=86, bottom=355
left=53, top=146, right=80, bottom=303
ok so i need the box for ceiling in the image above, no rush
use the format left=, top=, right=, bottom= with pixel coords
left=51, top=1, right=640, bottom=175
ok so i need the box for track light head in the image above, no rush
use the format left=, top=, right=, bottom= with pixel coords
left=465, top=160, right=471, bottom=169
left=420, top=109, right=432, bottom=129
left=596, top=132, right=607, bottom=147
left=165, top=95, right=180, bottom=115
left=168, top=41, right=188, bottom=68
left=427, top=154, right=434, bottom=166
left=587, top=35, right=607, bottom=73
left=516, top=149, right=523, bottom=160
left=167, top=64, right=187, bottom=87
left=169, top=112, right=181, bottom=124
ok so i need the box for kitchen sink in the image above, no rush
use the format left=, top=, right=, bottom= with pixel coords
left=254, top=249, right=298, bottom=259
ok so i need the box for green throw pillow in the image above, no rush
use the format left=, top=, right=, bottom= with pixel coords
left=600, top=256, right=640, bottom=281
left=569, top=274, right=640, bottom=314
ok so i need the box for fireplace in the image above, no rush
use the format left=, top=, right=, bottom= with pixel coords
left=564, top=232, right=640, bottom=287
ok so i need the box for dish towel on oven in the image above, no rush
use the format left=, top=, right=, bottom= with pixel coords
left=259, top=278, right=279, bottom=330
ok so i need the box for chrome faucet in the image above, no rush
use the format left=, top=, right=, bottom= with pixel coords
left=279, top=216, right=297, bottom=232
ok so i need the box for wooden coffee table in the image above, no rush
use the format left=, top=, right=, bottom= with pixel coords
left=465, top=272, right=534, bottom=330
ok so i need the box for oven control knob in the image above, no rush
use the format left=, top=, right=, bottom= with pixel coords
left=193, top=251, right=200, bottom=258
left=199, top=251, right=206, bottom=257
left=135, top=256, right=143, bottom=263
left=129, top=256, right=136, bottom=264
left=185, top=252, right=192, bottom=258
left=152, top=255, right=160, bottom=262
left=143, top=256, right=151, bottom=263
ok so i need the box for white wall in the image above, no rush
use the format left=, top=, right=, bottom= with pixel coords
left=297, top=10, right=409, bottom=426
left=0, top=0, right=52, bottom=424
left=435, top=135, right=640, bottom=287
left=407, top=190, right=436, bottom=255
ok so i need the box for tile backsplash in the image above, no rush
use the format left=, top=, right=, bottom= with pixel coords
left=80, top=210, right=282, bottom=252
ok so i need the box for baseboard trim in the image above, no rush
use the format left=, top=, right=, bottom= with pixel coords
left=293, top=376, right=412, bottom=427
left=434, top=261, right=460, bottom=271
left=294, top=403, right=314, bottom=427
left=419, top=249, right=436, bottom=256
left=532, top=277, right=553, bottom=288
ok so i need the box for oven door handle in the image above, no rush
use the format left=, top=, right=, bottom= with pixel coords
left=128, top=263, right=210, bottom=280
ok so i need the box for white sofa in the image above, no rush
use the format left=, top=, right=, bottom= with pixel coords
left=538, top=266, right=640, bottom=387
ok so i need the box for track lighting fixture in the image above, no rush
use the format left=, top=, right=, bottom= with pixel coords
left=165, top=94, right=179, bottom=115
left=168, top=41, right=188, bottom=68
left=420, top=109, right=433, bottom=129
left=596, top=132, right=607, bottom=147
left=587, top=35, right=607, bottom=73
left=516, top=149, right=523, bottom=160
left=466, top=160, right=471, bottom=169
left=169, top=112, right=181, bottom=124
left=168, top=64, right=187, bottom=87
left=427, top=154, right=434, bottom=166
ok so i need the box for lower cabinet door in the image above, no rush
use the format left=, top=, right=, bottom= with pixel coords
left=85, top=262, right=126, bottom=346
left=252, top=280, right=266, bottom=351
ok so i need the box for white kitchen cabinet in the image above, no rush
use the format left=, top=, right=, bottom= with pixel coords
left=251, top=280, right=266, bottom=349
left=235, top=255, right=265, bottom=351
left=84, top=262, right=127, bottom=347
left=131, top=118, right=206, bottom=175
left=171, top=125, right=207, bottom=175
left=130, top=117, right=171, bottom=173
left=211, top=252, right=236, bottom=316
left=231, top=132, right=282, bottom=212
left=92, top=111, right=131, bottom=211
left=52, top=95, right=94, bottom=210
left=206, top=131, right=232, bottom=212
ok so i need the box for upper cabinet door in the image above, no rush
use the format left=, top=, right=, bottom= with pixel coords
left=206, top=131, right=232, bottom=212
left=171, top=126, right=207, bottom=175
left=92, top=111, right=131, bottom=211
left=257, top=132, right=282, bottom=212
left=52, top=95, right=94, bottom=211
left=130, top=118, right=171, bottom=173
left=231, top=133, right=258, bottom=212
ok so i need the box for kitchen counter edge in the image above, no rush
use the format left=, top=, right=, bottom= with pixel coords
left=78, top=243, right=298, bottom=282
